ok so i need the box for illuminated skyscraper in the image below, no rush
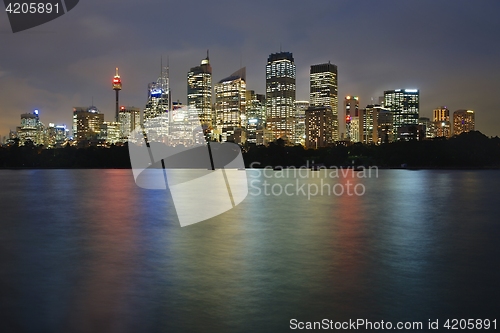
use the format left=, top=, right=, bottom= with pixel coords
left=118, top=106, right=141, bottom=140
left=433, top=106, right=451, bottom=138
left=310, top=62, right=338, bottom=141
left=73, top=106, right=104, bottom=143
left=453, top=109, right=475, bottom=135
left=419, top=117, right=435, bottom=139
left=16, top=109, right=45, bottom=145
left=294, top=101, right=309, bottom=146
left=266, top=52, right=296, bottom=143
left=246, top=90, right=266, bottom=145
left=383, top=89, right=419, bottom=140
left=305, top=106, right=334, bottom=149
left=188, top=52, right=212, bottom=129
left=215, top=68, right=246, bottom=144
left=144, top=64, right=171, bottom=142
left=344, top=96, right=359, bottom=141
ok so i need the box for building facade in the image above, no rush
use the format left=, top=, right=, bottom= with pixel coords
left=214, top=68, right=247, bottom=144
left=305, top=106, right=334, bottom=149
left=433, top=106, right=451, bottom=138
left=453, top=110, right=475, bottom=135
left=72, top=106, right=104, bottom=143
left=310, top=62, right=338, bottom=141
left=383, top=89, right=419, bottom=140
left=187, top=53, right=212, bottom=129
left=266, top=52, right=296, bottom=143
left=344, top=96, right=359, bottom=142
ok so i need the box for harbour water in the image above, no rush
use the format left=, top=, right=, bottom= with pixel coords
left=0, top=169, right=499, bottom=332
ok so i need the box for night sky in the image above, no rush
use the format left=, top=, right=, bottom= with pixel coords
left=1, top=0, right=499, bottom=137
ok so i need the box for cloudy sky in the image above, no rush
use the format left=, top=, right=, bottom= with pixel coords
left=1, top=0, right=499, bottom=138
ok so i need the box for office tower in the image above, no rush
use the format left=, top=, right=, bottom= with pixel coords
left=453, top=110, right=475, bottom=135
left=188, top=52, right=212, bottom=129
left=433, top=106, right=451, bottom=138
left=305, top=106, right=334, bottom=149
left=214, top=68, right=246, bottom=144
left=350, top=116, right=361, bottom=143
left=112, top=68, right=122, bottom=122
left=144, top=64, right=171, bottom=142
left=377, top=110, right=394, bottom=144
left=100, top=121, right=121, bottom=144
left=46, top=123, right=68, bottom=148
left=246, top=90, right=266, bottom=145
left=310, top=62, right=338, bottom=141
left=118, top=106, right=141, bottom=140
left=266, top=52, right=296, bottom=143
left=73, top=106, right=104, bottom=143
left=418, top=117, right=435, bottom=139
left=16, top=109, right=45, bottom=145
left=294, top=101, right=309, bottom=146
left=344, top=96, right=359, bottom=141
left=383, top=89, right=419, bottom=140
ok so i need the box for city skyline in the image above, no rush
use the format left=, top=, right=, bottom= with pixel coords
left=1, top=1, right=500, bottom=138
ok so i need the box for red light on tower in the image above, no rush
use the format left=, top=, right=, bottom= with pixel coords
left=113, top=67, right=122, bottom=91
left=346, top=115, right=351, bottom=123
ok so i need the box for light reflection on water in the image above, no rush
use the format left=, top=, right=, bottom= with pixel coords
left=0, top=169, right=499, bottom=332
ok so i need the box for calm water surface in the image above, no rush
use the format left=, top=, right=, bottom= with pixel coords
left=0, top=169, right=499, bottom=332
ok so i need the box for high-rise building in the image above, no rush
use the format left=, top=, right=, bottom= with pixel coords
left=310, top=62, right=338, bottom=141
left=188, top=52, right=212, bottom=130
left=46, top=123, right=68, bottom=148
left=144, top=65, right=171, bottom=142
left=73, top=106, right=104, bottom=143
left=344, top=96, right=359, bottom=141
left=383, top=89, right=419, bottom=140
left=305, top=106, right=334, bottom=149
left=418, top=117, right=435, bottom=139
left=266, top=52, right=296, bottom=143
left=118, top=106, right=141, bottom=140
left=16, top=109, right=45, bottom=145
left=433, top=106, right=451, bottom=138
left=215, top=68, right=246, bottom=144
left=294, top=101, right=309, bottom=146
left=453, top=109, right=475, bottom=135
left=246, top=90, right=266, bottom=145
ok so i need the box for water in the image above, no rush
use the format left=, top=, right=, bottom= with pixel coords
left=0, top=169, right=499, bottom=332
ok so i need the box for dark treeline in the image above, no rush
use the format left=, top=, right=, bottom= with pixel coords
left=1, top=131, right=499, bottom=169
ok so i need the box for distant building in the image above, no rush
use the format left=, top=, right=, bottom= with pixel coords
left=187, top=53, right=212, bottom=129
left=46, top=123, right=68, bottom=148
left=377, top=110, right=394, bottom=144
left=73, top=106, right=104, bottom=143
left=433, top=106, right=451, bottom=138
left=384, top=89, right=419, bottom=139
left=305, top=106, right=334, bottom=149
left=100, top=121, right=121, bottom=144
left=453, top=109, right=475, bottom=135
left=215, top=68, right=246, bottom=144
left=356, top=105, right=393, bottom=144
left=16, top=109, right=45, bottom=145
left=310, top=62, right=339, bottom=141
left=246, top=90, right=266, bottom=145
left=294, top=101, right=309, bottom=146
left=418, top=117, right=435, bottom=139
left=118, top=106, right=141, bottom=141
left=397, top=124, right=425, bottom=141
left=144, top=66, right=171, bottom=142
left=344, top=96, right=359, bottom=142
left=266, top=52, right=296, bottom=143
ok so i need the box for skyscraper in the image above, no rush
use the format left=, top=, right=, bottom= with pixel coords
left=305, top=106, right=334, bottom=149
left=214, top=68, right=246, bottom=144
left=310, top=62, right=338, bottom=141
left=73, top=106, right=104, bottom=143
left=453, top=110, right=475, bottom=135
left=266, top=52, right=296, bottom=143
left=118, top=106, right=141, bottom=141
left=144, top=65, right=171, bottom=142
left=433, top=106, right=451, bottom=138
left=344, top=96, right=359, bottom=141
left=188, top=52, right=212, bottom=130
left=383, top=89, right=419, bottom=140
left=16, top=109, right=45, bottom=145
left=294, top=101, right=309, bottom=146
left=246, top=90, right=266, bottom=145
